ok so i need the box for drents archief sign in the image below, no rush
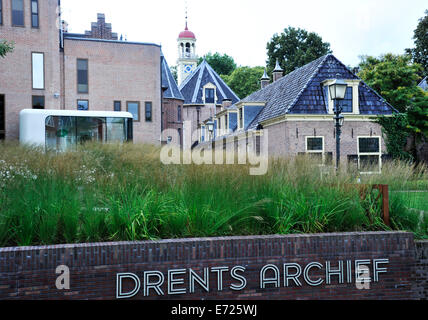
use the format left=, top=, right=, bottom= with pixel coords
left=116, top=259, right=389, bottom=299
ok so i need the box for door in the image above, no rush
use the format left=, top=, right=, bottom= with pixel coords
left=0, top=95, right=5, bottom=140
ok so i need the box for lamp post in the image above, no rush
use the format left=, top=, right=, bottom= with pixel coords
left=329, top=79, right=347, bottom=171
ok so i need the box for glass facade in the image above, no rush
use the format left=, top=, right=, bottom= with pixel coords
left=45, top=116, right=132, bottom=151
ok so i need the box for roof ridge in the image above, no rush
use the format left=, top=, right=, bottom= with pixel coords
left=204, top=62, right=240, bottom=101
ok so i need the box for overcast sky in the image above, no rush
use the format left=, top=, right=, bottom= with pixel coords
left=61, top=0, right=427, bottom=69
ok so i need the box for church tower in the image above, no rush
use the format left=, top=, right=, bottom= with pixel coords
left=177, top=15, right=198, bottom=86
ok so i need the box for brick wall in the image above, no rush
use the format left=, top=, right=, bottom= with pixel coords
left=266, top=119, right=385, bottom=161
left=62, top=39, right=162, bottom=145
left=0, top=232, right=421, bottom=300
left=414, top=241, right=428, bottom=300
left=0, top=0, right=61, bottom=139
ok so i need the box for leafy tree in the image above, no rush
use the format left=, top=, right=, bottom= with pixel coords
left=222, top=66, right=265, bottom=99
left=358, top=54, right=422, bottom=113
left=170, top=65, right=178, bottom=83
left=406, top=10, right=428, bottom=77
left=376, top=114, right=413, bottom=161
left=0, top=40, right=14, bottom=58
left=266, top=27, right=331, bottom=75
left=198, top=52, right=237, bottom=76
left=407, top=91, right=428, bottom=137
left=359, top=54, right=427, bottom=162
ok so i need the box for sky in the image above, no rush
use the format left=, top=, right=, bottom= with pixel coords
left=61, top=0, right=427, bottom=69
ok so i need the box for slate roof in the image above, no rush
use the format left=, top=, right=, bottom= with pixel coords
left=161, top=53, right=184, bottom=100
left=242, top=54, right=397, bottom=130
left=419, top=77, right=428, bottom=91
left=179, top=60, right=240, bottom=105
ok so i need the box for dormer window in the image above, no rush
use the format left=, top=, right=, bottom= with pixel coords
left=322, top=79, right=360, bottom=114
left=239, top=108, right=243, bottom=129
left=205, top=88, right=215, bottom=104
left=342, top=87, right=353, bottom=113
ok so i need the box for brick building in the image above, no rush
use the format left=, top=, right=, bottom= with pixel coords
left=202, top=55, right=397, bottom=172
left=0, top=0, right=163, bottom=145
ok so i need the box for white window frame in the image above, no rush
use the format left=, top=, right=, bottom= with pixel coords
left=357, top=136, right=382, bottom=174
left=202, top=83, right=217, bottom=105
left=305, top=136, right=325, bottom=164
left=32, top=52, right=44, bottom=90
left=322, top=80, right=360, bottom=115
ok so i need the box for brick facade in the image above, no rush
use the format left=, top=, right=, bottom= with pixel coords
left=62, top=38, right=161, bottom=145
left=0, top=0, right=62, bottom=140
left=0, top=232, right=422, bottom=300
left=265, top=118, right=386, bottom=163
left=0, top=1, right=162, bottom=145
left=414, top=241, right=428, bottom=300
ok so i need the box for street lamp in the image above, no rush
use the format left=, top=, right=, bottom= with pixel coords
left=329, top=78, right=347, bottom=171
left=206, top=120, right=215, bottom=141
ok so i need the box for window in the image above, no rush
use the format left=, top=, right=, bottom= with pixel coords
left=77, top=59, right=88, bottom=93
left=12, top=0, right=24, bottom=26
left=0, top=0, right=3, bottom=25
left=114, top=101, right=121, bottom=112
left=225, top=114, right=228, bottom=132
left=177, top=106, right=181, bottom=122
left=145, top=102, right=152, bottom=122
left=201, top=126, right=205, bottom=142
left=32, top=53, right=44, bottom=90
left=306, top=137, right=324, bottom=164
left=32, top=96, right=44, bottom=109
left=177, top=128, right=182, bottom=146
left=358, top=137, right=381, bottom=173
left=0, top=95, right=4, bottom=140
left=77, top=100, right=89, bottom=110
left=239, top=108, right=243, bottom=129
left=342, top=87, right=353, bottom=113
left=127, top=102, right=140, bottom=122
left=205, top=88, right=215, bottom=104
left=31, top=0, right=39, bottom=28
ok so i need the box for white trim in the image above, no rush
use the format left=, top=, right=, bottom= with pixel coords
left=357, top=136, right=382, bottom=174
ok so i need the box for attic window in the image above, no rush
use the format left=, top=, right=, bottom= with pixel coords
left=205, top=88, right=215, bottom=104
left=342, top=87, right=353, bottom=113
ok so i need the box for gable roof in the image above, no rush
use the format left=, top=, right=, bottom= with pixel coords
left=243, top=54, right=397, bottom=130
left=161, top=53, right=184, bottom=100
left=419, top=76, right=428, bottom=91
left=179, top=60, right=240, bottom=105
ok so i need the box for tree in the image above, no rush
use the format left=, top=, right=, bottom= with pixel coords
left=358, top=54, right=428, bottom=162
left=170, top=65, right=178, bottom=83
left=222, top=66, right=265, bottom=99
left=406, top=10, right=428, bottom=77
left=358, top=54, right=422, bottom=113
left=0, top=40, right=14, bottom=58
left=266, top=27, right=331, bottom=76
left=198, top=52, right=237, bottom=76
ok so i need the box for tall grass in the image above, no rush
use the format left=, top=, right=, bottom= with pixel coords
left=0, top=141, right=426, bottom=247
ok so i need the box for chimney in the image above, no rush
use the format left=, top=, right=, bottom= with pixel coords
left=261, top=68, right=270, bottom=89
left=222, top=99, right=232, bottom=111
left=273, top=59, right=284, bottom=82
